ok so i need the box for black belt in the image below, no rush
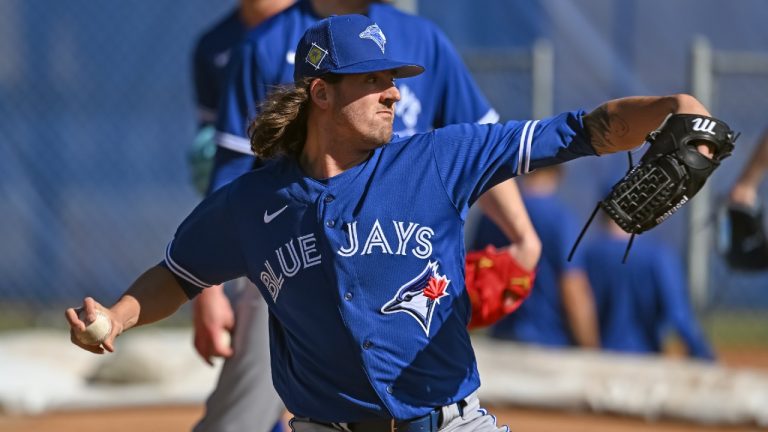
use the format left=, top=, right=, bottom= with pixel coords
left=316, top=399, right=466, bottom=432
left=345, top=409, right=441, bottom=432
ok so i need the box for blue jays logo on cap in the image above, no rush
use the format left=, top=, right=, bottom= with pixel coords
left=359, top=24, right=386, bottom=53
left=294, top=14, right=424, bottom=81
left=381, top=261, right=450, bottom=336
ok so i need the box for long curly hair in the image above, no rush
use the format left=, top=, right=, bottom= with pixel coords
left=248, top=75, right=341, bottom=160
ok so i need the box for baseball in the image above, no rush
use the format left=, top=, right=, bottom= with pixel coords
left=76, top=310, right=112, bottom=346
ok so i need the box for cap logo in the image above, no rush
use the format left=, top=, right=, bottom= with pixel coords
left=306, top=43, right=328, bottom=70
left=359, top=24, right=386, bottom=54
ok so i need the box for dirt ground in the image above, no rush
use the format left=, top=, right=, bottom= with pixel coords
left=1, top=349, right=765, bottom=432
left=1, top=404, right=763, bottom=432
left=714, top=346, right=768, bottom=371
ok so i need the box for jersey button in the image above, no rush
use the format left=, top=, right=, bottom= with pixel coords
left=386, top=385, right=394, bottom=394
left=326, top=220, right=335, bottom=228
left=324, top=194, right=335, bottom=203
left=362, top=340, right=373, bottom=350
left=344, top=292, right=353, bottom=301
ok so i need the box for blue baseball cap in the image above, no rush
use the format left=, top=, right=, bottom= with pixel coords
left=294, top=14, right=425, bottom=81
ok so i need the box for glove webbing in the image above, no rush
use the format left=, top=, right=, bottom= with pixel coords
left=568, top=152, right=637, bottom=264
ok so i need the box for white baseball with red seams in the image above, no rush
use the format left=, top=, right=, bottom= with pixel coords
left=76, top=310, right=112, bottom=345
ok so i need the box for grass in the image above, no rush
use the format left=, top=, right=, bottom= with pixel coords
left=703, top=310, right=768, bottom=347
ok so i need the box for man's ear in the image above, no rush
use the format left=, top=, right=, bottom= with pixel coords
left=309, top=78, right=331, bottom=110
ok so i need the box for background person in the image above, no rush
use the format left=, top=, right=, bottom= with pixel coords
left=471, top=165, right=599, bottom=348
left=187, top=1, right=295, bottom=431
left=582, top=207, right=716, bottom=360
left=194, top=1, right=541, bottom=430
left=721, top=127, right=768, bottom=270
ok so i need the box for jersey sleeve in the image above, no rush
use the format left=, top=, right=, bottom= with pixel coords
left=429, top=25, right=498, bottom=126
left=432, top=110, right=594, bottom=214
left=210, top=40, right=265, bottom=191
left=653, top=246, right=716, bottom=361
left=163, top=185, right=248, bottom=297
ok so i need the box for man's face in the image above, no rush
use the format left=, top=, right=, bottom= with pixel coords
left=327, top=70, right=401, bottom=150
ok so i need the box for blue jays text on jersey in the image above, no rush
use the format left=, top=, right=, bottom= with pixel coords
left=161, top=112, right=595, bottom=422
left=255, top=218, right=437, bottom=303
left=209, top=0, right=499, bottom=191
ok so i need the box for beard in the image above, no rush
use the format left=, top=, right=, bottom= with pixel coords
left=363, top=122, right=393, bottom=149
left=337, top=116, right=393, bottom=150
left=332, top=101, right=395, bottom=151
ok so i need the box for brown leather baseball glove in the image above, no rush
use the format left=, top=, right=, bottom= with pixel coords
left=465, top=245, right=536, bottom=329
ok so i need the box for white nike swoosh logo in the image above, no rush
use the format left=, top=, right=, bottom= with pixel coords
left=264, top=205, right=288, bottom=224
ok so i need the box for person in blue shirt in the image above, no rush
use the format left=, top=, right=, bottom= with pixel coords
left=193, top=1, right=540, bottom=430
left=581, top=214, right=716, bottom=361
left=720, top=127, right=768, bottom=270
left=471, top=165, right=599, bottom=348
left=187, top=2, right=295, bottom=432
left=66, top=14, right=721, bottom=431
left=208, top=0, right=504, bottom=192
left=188, top=0, right=295, bottom=196
left=728, top=128, right=768, bottom=212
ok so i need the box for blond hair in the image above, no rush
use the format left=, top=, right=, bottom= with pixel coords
left=247, top=77, right=315, bottom=159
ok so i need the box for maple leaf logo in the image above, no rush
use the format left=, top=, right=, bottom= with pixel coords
left=423, top=276, right=449, bottom=301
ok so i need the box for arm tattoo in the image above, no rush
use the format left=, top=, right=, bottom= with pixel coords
left=584, top=106, right=630, bottom=155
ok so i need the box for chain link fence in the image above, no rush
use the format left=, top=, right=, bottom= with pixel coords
left=429, top=0, right=768, bottom=356
left=1, top=1, right=766, bottom=356
left=0, top=0, right=238, bottom=324
left=698, top=42, right=768, bottom=348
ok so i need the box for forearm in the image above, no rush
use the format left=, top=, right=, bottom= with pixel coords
left=560, top=271, right=599, bottom=348
left=731, top=128, right=768, bottom=204
left=674, top=317, right=716, bottom=361
left=111, top=265, right=190, bottom=331
left=584, top=94, right=710, bottom=155
left=477, top=180, right=541, bottom=270
left=192, top=283, right=234, bottom=364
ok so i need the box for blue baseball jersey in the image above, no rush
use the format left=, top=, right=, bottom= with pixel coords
left=472, top=194, right=586, bottom=346
left=162, top=112, right=594, bottom=421
left=192, top=9, right=248, bottom=126
left=582, top=233, right=715, bottom=360
left=210, top=0, right=498, bottom=192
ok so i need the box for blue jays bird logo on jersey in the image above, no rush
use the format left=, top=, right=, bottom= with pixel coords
left=359, top=24, right=386, bottom=53
left=381, top=261, right=450, bottom=335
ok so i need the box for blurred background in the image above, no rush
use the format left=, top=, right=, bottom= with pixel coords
left=1, top=0, right=767, bottom=430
